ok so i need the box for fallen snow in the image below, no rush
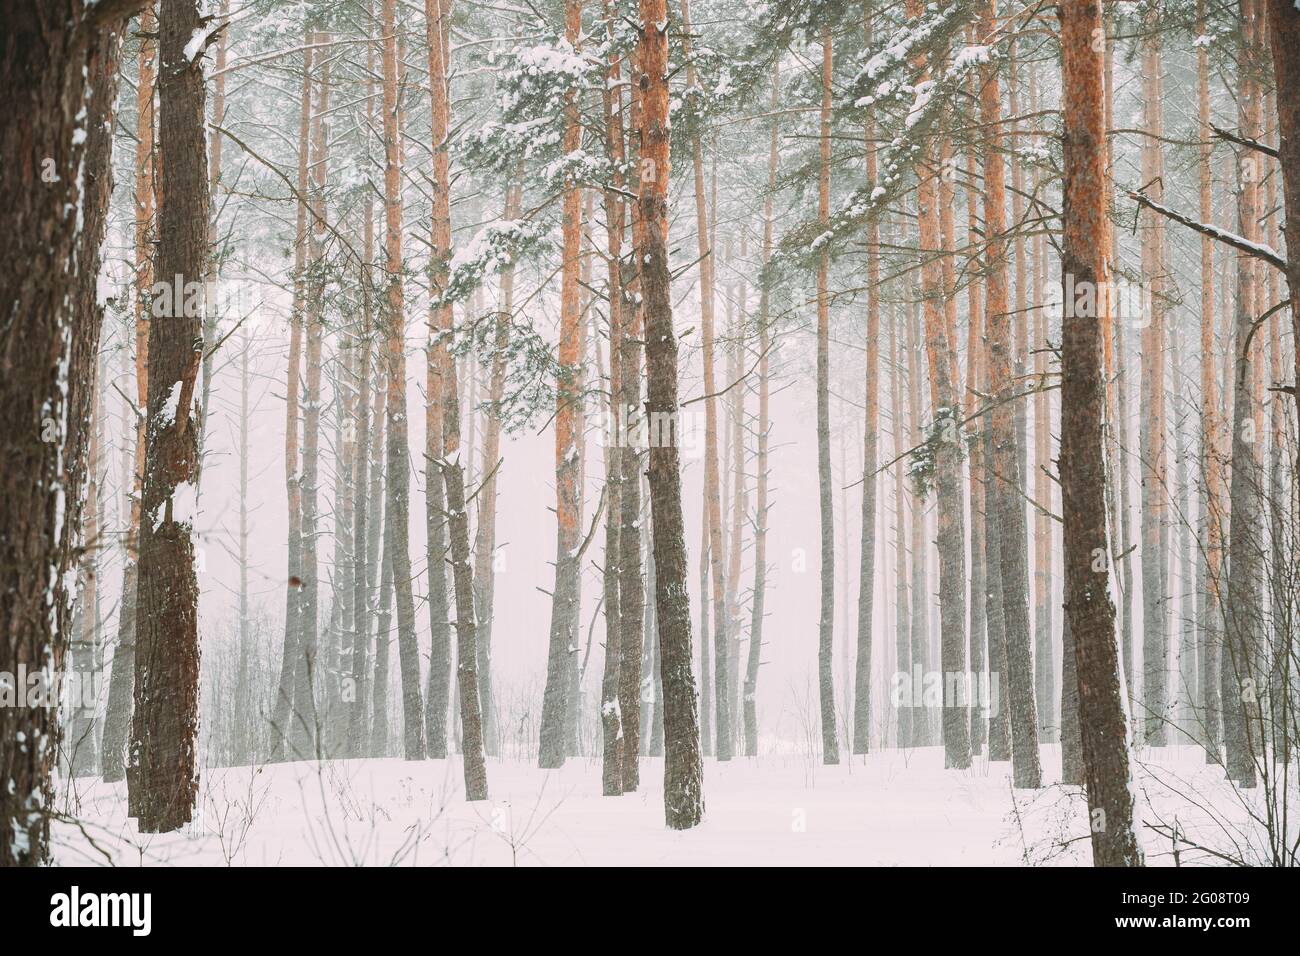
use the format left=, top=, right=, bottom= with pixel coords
left=50, top=746, right=1264, bottom=866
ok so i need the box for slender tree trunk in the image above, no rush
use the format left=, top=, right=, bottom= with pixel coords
left=965, top=103, right=987, bottom=755
left=539, top=0, right=587, bottom=770
left=911, top=9, right=969, bottom=769
left=425, top=0, right=487, bottom=798
left=979, top=0, right=1040, bottom=787
left=891, top=275, right=914, bottom=749
left=678, top=0, right=731, bottom=762
left=421, top=0, right=455, bottom=761
left=1196, top=0, right=1224, bottom=765
left=853, top=10, right=879, bottom=756
left=378, top=0, right=425, bottom=761
left=610, top=22, right=646, bottom=789
left=1138, top=21, right=1170, bottom=747
left=348, top=193, right=376, bottom=757
left=815, top=27, right=840, bottom=766
left=69, top=319, right=106, bottom=776
left=295, top=33, right=330, bottom=758
left=104, top=7, right=157, bottom=785
left=270, top=39, right=313, bottom=763
left=234, top=330, right=252, bottom=765
left=906, top=294, right=931, bottom=746
left=745, top=66, right=779, bottom=758
left=1030, top=60, right=1055, bottom=743
left=1223, top=0, right=1265, bottom=787
left=600, top=76, right=625, bottom=789
left=726, top=244, right=747, bottom=756
left=471, top=182, right=519, bottom=760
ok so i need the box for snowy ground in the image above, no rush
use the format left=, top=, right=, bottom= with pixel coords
left=49, top=746, right=1270, bottom=866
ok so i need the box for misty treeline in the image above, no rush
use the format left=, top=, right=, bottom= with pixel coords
left=3, top=0, right=1300, bottom=868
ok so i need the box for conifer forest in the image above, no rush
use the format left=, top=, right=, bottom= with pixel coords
left=3, top=0, right=1300, bottom=876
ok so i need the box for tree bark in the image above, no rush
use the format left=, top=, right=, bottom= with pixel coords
left=1058, top=0, right=1144, bottom=865
left=379, top=0, right=426, bottom=761
left=637, top=0, right=704, bottom=828
left=539, top=0, right=586, bottom=770
left=270, top=37, right=313, bottom=763
left=1223, top=0, right=1266, bottom=787
left=129, top=0, right=207, bottom=832
left=979, top=0, right=1039, bottom=787
left=815, top=27, right=841, bottom=767
left=104, top=4, right=156, bottom=786
left=1138, top=20, right=1170, bottom=747
left=853, top=10, right=880, bottom=757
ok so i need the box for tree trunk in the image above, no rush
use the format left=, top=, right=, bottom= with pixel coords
left=1196, top=0, right=1224, bottom=765
left=104, top=5, right=157, bottom=785
left=637, top=0, right=704, bottom=828
left=0, top=0, right=130, bottom=863
left=965, top=102, right=987, bottom=755
left=539, top=0, right=586, bottom=770
left=815, top=27, right=841, bottom=767
left=1223, top=0, right=1266, bottom=787
left=979, top=0, right=1040, bottom=787
left=906, top=294, right=931, bottom=747
left=853, top=10, right=879, bottom=756
left=129, top=0, right=207, bottom=832
left=295, top=32, right=330, bottom=758
left=745, top=66, right=779, bottom=758
left=379, top=0, right=425, bottom=761
left=1058, top=0, right=1144, bottom=865
left=912, top=12, right=969, bottom=769
left=270, top=38, right=313, bottom=763
left=1138, top=21, right=1170, bottom=747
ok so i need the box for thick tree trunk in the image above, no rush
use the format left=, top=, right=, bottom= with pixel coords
left=129, top=0, right=207, bottom=832
left=637, top=0, right=704, bottom=828
left=1264, top=0, right=1300, bottom=767
left=0, top=0, right=130, bottom=863
left=1058, top=0, right=1144, bottom=865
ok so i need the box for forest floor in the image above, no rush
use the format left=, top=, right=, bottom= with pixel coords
left=50, top=745, right=1262, bottom=866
